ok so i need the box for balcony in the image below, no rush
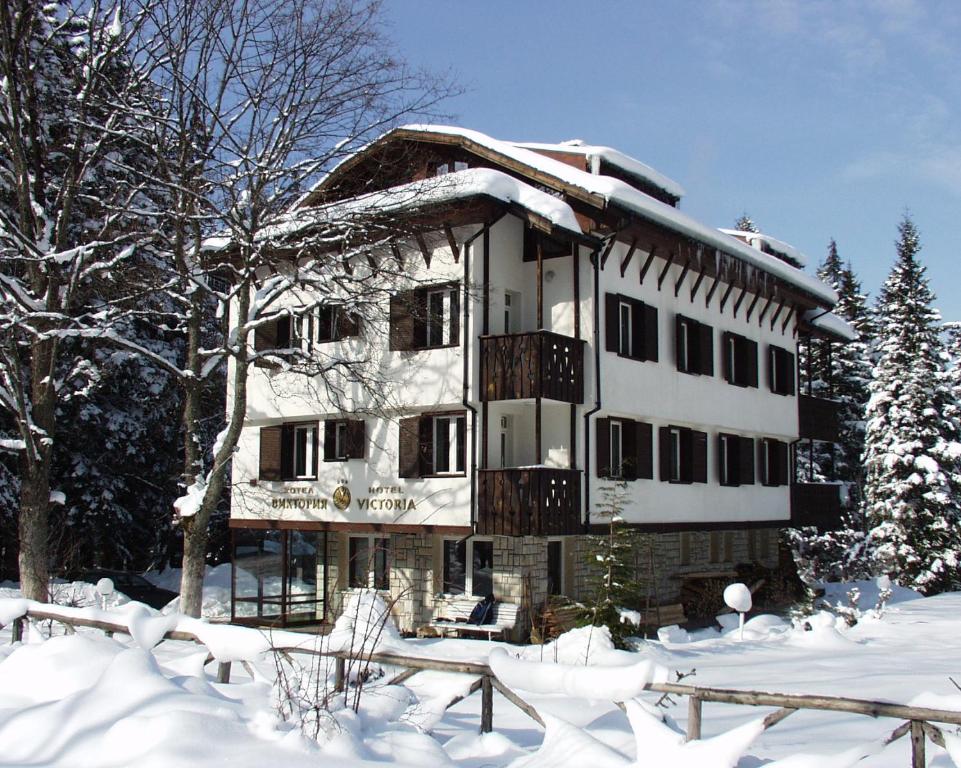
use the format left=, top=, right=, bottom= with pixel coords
left=791, top=483, right=842, bottom=531
left=477, top=467, right=582, bottom=536
left=480, top=331, right=585, bottom=404
left=798, top=395, right=841, bottom=443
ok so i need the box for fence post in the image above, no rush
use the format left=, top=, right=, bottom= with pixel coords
left=910, top=720, right=925, bottom=768
left=334, top=657, right=346, bottom=692
left=11, top=617, right=24, bottom=644
left=687, top=696, right=702, bottom=741
left=216, top=662, right=232, bottom=684
left=480, top=675, right=493, bottom=734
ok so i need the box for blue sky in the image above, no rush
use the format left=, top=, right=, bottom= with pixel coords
left=385, top=0, right=961, bottom=320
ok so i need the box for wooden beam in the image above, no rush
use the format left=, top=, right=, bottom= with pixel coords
left=391, top=243, right=404, bottom=270
left=365, top=251, right=377, bottom=271
left=757, top=295, right=774, bottom=326
left=599, top=237, right=616, bottom=270
left=491, top=677, right=545, bottom=727
left=443, top=223, right=460, bottom=263
left=704, top=275, right=721, bottom=308
left=638, top=247, right=657, bottom=285
left=744, top=292, right=761, bottom=322
left=687, top=697, right=702, bottom=741
left=657, top=251, right=675, bottom=290
left=342, top=256, right=353, bottom=275
left=769, top=301, right=785, bottom=330
left=415, top=233, right=431, bottom=269
left=782, top=306, right=795, bottom=334
left=619, top=237, right=638, bottom=277
left=718, top=281, right=736, bottom=313
left=689, top=269, right=706, bottom=302
left=732, top=287, right=748, bottom=318
left=674, top=258, right=692, bottom=297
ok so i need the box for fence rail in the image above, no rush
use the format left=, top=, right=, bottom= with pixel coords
left=4, top=606, right=957, bottom=765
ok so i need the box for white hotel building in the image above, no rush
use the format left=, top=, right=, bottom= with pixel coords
left=227, top=126, right=851, bottom=633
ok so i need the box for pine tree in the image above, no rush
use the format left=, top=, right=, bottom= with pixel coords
left=734, top=213, right=759, bottom=233
left=861, top=216, right=961, bottom=594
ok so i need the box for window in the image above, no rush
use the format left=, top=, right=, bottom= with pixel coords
left=398, top=411, right=467, bottom=478
left=389, top=283, right=460, bottom=351
left=442, top=538, right=492, bottom=597
left=547, top=540, right=564, bottom=596
left=433, top=159, right=469, bottom=176
left=323, top=419, right=365, bottom=462
left=718, top=433, right=755, bottom=487
left=596, top=418, right=653, bottom=480
left=348, top=536, right=390, bottom=590
left=722, top=331, right=759, bottom=388
left=259, top=422, right=319, bottom=481
left=768, top=344, right=796, bottom=395
left=758, top=438, right=789, bottom=486
left=675, top=314, right=714, bottom=375
left=316, top=305, right=360, bottom=343
left=658, top=425, right=708, bottom=484
left=605, top=293, right=658, bottom=362
left=503, top=291, right=518, bottom=333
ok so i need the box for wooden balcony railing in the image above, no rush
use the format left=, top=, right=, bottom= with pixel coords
left=798, top=394, right=841, bottom=443
left=480, top=331, right=584, bottom=404
left=477, top=467, right=581, bottom=536
left=791, top=482, right=842, bottom=531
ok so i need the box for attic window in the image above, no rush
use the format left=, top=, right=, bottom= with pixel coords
left=433, top=160, right=469, bottom=176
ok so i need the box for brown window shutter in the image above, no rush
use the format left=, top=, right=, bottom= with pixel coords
left=692, top=430, right=708, bottom=483
left=596, top=418, right=610, bottom=477
left=389, top=292, right=414, bottom=351
left=699, top=323, right=714, bottom=376
left=412, top=288, right=428, bottom=348
left=336, top=308, right=360, bottom=339
left=605, top=293, right=619, bottom=352
left=659, top=426, right=671, bottom=481
left=258, top=426, right=283, bottom=480
left=636, top=421, right=653, bottom=479
left=280, top=424, right=294, bottom=480
left=643, top=303, right=658, bottom=362
left=347, top=420, right=366, bottom=459
left=398, top=417, right=422, bottom=478
left=419, top=416, right=434, bottom=475
left=622, top=420, right=638, bottom=480
left=311, top=423, right=319, bottom=477
left=679, top=428, right=694, bottom=483
left=781, top=349, right=796, bottom=395
left=323, top=420, right=336, bottom=462
left=674, top=314, right=686, bottom=372
left=775, top=440, right=789, bottom=486
left=746, top=339, right=759, bottom=387
left=449, top=285, right=461, bottom=346
left=739, top=437, right=755, bottom=485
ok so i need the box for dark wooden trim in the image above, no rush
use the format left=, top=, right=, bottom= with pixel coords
left=535, top=396, right=543, bottom=464
left=415, top=232, right=432, bottom=269
left=657, top=250, right=675, bottom=290
left=230, top=519, right=472, bottom=535
left=481, top=401, right=489, bottom=470
left=569, top=403, right=577, bottom=470
left=391, top=243, right=404, bottom=269
left=689, top=269, right=706, bottom=302
left=619, top=237, right=638, bottom=277
left=744, top=292, right=761, bottom=322
left=599, top=237, right=616, bottom=270
left=638, top=247, right=657, bottom=284
left=674, top=257, right=691, bottom=297
left=443, top=223, right=460, bottom=263
left=758, top=295, right=774, bottom=326
left=482, top=227, right=490, bottom=335
left=704, top=275, right=721, bottom=308
left=782, top=305, right=796, bottom=334
left=536, top=236, right=544, bottom=329
left=732, top=287, right=748, bottom=318
left=718, top=281, right=736, bottom=313
left=365, top=251, right=377, bottom=271
left=770, top=301, right=785, bottom=330
left=573, top=245, right=581, bottom=340
left=586, top=519, right=786, bottom=534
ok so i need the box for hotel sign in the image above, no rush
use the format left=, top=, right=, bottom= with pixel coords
left=268, top=484, right=417, bottom=512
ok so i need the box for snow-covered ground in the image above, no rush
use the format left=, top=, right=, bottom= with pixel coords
left=1, top=580, right=961, bottom=767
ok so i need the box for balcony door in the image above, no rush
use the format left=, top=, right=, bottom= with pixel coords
left=503, top=290, right=521, bottom=334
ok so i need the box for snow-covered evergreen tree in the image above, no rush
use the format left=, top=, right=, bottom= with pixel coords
left=734, top=213, right=759, bottom=233
left=861, top=216, right=961, bottom=594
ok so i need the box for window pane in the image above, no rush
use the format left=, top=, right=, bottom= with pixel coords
left=547, top=541, right=563, bottom=596
left=455, top=416, right=466, bottom=473
left=443, top=539, right=466, bottom=594
left=335, top=422, right=347, bottom=460
left=348, top=537, right=370, bottom=588
left=434, top=417, right=451, bottom=473
left=374, top=538, right=390, bottom=590
left=611, top=422, right=622, bottom=478
left=287, top=531, right=322, bottom=618
left=471, top=540, right=494, bottom=598
left=232, top=529, right=283, bottom=619
left=619, top=303, right=631, bottom=355
left=294, top=426, right=314, bottom=478
left=427, top=291, right=445, bottom=346
left=670, top=429, right=681, bottom=481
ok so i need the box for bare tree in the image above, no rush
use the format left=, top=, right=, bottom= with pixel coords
left=123, top=0, right=454, bottom=615
left=0, top=0, right=156, bottom=600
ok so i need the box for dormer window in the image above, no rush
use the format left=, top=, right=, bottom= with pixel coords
left=433, top=159, right=469, bottom=176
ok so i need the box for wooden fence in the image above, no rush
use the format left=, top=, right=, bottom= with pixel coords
left=5, top=607, right=960, bottom=767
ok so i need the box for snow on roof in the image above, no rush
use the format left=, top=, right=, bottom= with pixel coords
left=397, top=126, right=836, bottom=306
left=511, top=140, right=686, bottom=200
left=718, top=229, right=808, bottom=268
left=264, top=167, right=585, bottom=243
left=803, top=309, right=858, bottom=341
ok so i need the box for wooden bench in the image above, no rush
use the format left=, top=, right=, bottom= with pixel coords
left=428, top=599, right=521, bottom=641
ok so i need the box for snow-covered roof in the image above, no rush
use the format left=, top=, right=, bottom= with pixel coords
left=395, top=126, right=836, bottom=306
left=718, top=229, right=808, bottom=268
left=261, top=167, right=586, bottom=244
left=511, top=139, right=686, bottom=201
left=802, top=309, right=858, bottom=342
